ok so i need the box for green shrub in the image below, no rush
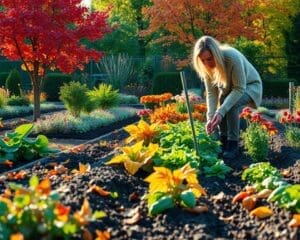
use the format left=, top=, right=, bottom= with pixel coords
left=152, top=72, right=182, bottom=95
left=7, top=95, right=30, bottom=106
left=285, top=126, right=300, bottom=149
left=88, top=83, right=119, bottom=109
left=241, top=123, right=269, bottom=162
left=0, top=95, right=5, bottom=108
left=97, top=54, right=135, bottom=90
left=42, top=73, right=72, bottom=101
left=118, top=93, right=139, bottom=104
left=59, top=81, right=91, bottom=117
left=5, top=69, right=22, bottom=96
left=0, top=72, right=9, bottom=88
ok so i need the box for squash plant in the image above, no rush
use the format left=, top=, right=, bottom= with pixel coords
left=144, top=164, right=206, bottom=216
left=106, top=141, right=159, bottom=175
left=0, top=123, right=57, bottom=163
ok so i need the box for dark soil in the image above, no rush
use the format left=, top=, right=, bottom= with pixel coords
left=0, top=121, right=299, bottom=240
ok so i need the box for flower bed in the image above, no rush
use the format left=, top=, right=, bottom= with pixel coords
left=0, top=102, right=64, bottom=120
left=32, top=107, right=139, bottom=139
left=0, top=118, right=299, bottom=239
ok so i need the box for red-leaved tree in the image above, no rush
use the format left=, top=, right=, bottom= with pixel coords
left=141, top=0, right=264, bottom=67
left=0, top=0, right=109, bottom=120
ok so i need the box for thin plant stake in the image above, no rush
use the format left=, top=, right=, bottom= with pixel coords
left=180, top=71, right=200, bottom=157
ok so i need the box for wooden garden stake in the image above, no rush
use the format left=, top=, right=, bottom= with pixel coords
left=289, top=81, right=294, bottom=114
left=180, top=71, right=200, bottom=157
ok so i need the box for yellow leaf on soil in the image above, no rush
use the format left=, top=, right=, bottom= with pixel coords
left=250, top=206, right=273, bottom=219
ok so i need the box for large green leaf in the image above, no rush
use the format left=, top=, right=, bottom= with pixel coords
left=34, top=135, right=49, bottom=149
left=15, top=123, right=34, bottom=139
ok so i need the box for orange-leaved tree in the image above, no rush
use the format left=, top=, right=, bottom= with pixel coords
left=0, top=0, right=110, bottom=120
left=141, top=0, right=264, bottom=66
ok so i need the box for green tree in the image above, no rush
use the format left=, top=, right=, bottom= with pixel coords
left=92, top=0, right=150, bottom=56
left=284, top=13, right=300, bottom=83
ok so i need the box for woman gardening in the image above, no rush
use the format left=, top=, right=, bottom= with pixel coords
left=192, top=36, right=262, bottom=160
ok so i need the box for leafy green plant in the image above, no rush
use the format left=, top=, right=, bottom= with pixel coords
left=242, top=162, right=281, bottom=190
left=268, top=184, right=300, bottom=213
left=6, top=95, right=30, bottom=106
left=97, top=54, right=135, bottom=90
left=0, top=123, right=57, bottom=163
left=155, top=121, right=229, bottom=178
left=88, top=83, right=119, bottom=109
left=5, top=69, right=22, bottom=96
left=203, top=160, right=231, bottom=179
left=279, top=110, right=300, bottom=149
left=241, top=123, right=269, bottom=162
left=285, top=126, right=300, bottom=149
left=59, top=81, right=92, bottom=117
left=153, top=145, right=200, bottom=170
left=0, top=175, right=105, bottom=240
left=144, top=164, right=206, bottom=216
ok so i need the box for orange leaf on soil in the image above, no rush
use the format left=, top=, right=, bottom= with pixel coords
left=36, top=178, right=51, bottom=195
left=89, top=185, right=111, bottom=197
left=82, top=228, right=93, bottom=240
left=7, top=170, right=27, bottom=180
left=2, top=188, right=12, bottom=198
left=128, top=192, right=139, bottom=202
left=288, top=214, right=300, bottom=227
left=232, top=191, right=250, bottom=204
left=95, top=229, right=110, bottom=240
left=185, top=205, right=209, bottom=214
left=250, top=206, right=273, bottom=219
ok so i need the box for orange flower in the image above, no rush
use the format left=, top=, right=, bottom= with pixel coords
left=36, top=178, right=51, bottom=196
left=54, top=203, right=71, bottom=222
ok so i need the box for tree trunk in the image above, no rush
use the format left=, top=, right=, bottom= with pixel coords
left=32, top=77, right=41, bottom=121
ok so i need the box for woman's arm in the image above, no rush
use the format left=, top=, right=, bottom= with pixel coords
left=204, top=77, right=218, bottom=120
left=216, top=56, right=246, bottom=117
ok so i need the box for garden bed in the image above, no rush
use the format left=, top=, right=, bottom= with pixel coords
left=0, top=121, right=299, bottom=239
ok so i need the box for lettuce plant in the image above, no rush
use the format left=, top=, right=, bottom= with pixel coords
left=241, top=162, right=281, bottom=190
left=0, top=123, right=57, bottom=163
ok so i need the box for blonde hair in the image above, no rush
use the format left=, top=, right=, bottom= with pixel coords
left=193, top=36, right=227, bottom=87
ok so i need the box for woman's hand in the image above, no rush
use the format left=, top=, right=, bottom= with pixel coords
left=206, top=113, right=222, bottom=134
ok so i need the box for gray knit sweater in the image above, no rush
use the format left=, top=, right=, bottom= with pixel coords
left=204, top=47, right=262, bottom=120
